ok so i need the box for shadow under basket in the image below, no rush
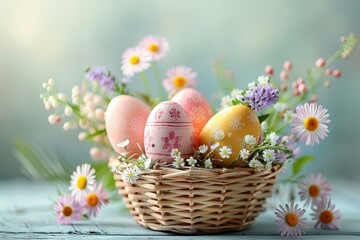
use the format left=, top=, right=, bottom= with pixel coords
left=114, top=165, right=282, bottom=234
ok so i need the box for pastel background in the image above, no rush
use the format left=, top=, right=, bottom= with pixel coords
left=0, top=0, right=359, bottom=180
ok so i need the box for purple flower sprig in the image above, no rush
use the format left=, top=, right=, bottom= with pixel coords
left=85, top=66, right=117, bottom=92
left=240, top=83, right=279, bottom=111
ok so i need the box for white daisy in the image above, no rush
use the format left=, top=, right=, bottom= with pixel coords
left=249, top=159, right=263, bottom=169
left=263, top=149, right=275, bottom=162
left=137, top=154, right=152, bottom=170
left=291, top=103, right=330, bottom=146
left=240, top=149, right=250, bottom=159
left=117, top=139, right=130, bottom=148
left=257, top=75, right=270, bottom=85
left=204, top=158, right=213, bottom=169
left=186, top=157, right=197, bottom=167
left=244, top=135, right=257, bottom=145
left=298, top=173, right=332, bottom=207
left=121, top=47, right=151, bottom=77
left=219, top=146, right=232, bottom=159
left=122, top=166, right=140, bottom=184
left=311, top=198, right=341, bottom=230
left=266, top=132, right=279, bottom=146
left=111, top=161, right=121, bottom=173
left=198, top=144, right=208, bottom=154
left=172, top=156, right=185, bottom=168
left=284, top=110, right=294, bottom=123
left=275, top=202, right=307, bottom=238
left=69, top=164, right=96, bottom=202
left=171, top=148, right=181, bottom=158
left=138, top=35, right=169, bottom=61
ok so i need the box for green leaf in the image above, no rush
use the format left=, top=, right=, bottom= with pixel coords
left=291, top=155, right=315, bottom=178
left=258, top=114, right=270, bottom=123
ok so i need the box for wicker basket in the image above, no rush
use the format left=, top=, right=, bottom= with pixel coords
left=113, top=164, right=282, bottom=234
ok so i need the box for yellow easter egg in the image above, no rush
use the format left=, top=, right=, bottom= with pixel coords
left=198, top=105, right=261, bottom=167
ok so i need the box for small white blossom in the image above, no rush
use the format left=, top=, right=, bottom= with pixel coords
left=171, top=148, right=181, bottom=158
left=172, top=156, right=185, bottom=168
left=111, top=161, right=121, bottom=173
left=64, top=106, right=73, bottom=116
left=63, top=121, right=71, bottom=131
left=240, top=149, right=250, bottom=159
left=284, top=110, right=294, bottom=123
left=210, top=142, right=220, bottom=150
left=230, top=88, right=243, bottom=98
left=261, top=121, right=268, bottom=133
left=198, top=144, right=208, bottom=154
left=274, top=102, right=287, bottom=112
left=265, top=162, right=273, bottom=171
left=219, top=146, right=232, bottom=159
left=186, top=157, right=197, bottom=167
left=122, top=166, right=140, bottom=184
left=248, top=81, right=256, bottom=89
left=263, top=149, right=275, bottom=162
left=267, top=132, right=279, bottom=146
left=245, top=135, right=257, bottom=145
left=137, top=154, right=151, bottom=170
left=257, top=75, right=270, bottom=85
left=57, top=93, right=66, bottom=101
left=220, top=95, right=233, bottom=109
left=249, top=159, right=264, bottom=169
left=204, top=158, right=213, bottom=169
left=117, top=139, right=130, bottom=148
left=213, top=129, right=225, bottom=140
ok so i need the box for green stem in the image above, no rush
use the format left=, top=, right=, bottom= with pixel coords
left=151, top=62, right=164, bottom=100
left=140, top=72, right=151, bottom=96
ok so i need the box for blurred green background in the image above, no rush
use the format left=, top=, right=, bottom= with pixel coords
left=0, top=0, right=359, bottom=180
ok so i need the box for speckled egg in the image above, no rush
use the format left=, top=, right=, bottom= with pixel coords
left=144, top=101, right=195, bottom=163
left=172, top=88, right=213, bottom=147
left=105, top=95, right=151, bottom=155
left=198, top=105, right=261, bottom=167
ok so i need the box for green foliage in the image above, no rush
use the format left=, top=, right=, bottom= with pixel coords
left=291, top=155, right=315, bottom=179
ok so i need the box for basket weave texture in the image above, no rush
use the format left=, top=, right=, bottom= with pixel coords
left=114, top=165, right=282, bottom=234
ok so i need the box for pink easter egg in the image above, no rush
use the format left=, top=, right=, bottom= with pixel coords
left=144, top=101, right=195, bottom=163
left=172, top=88, right=213, bottom=147
left=105, top=95, right=151, bottom=155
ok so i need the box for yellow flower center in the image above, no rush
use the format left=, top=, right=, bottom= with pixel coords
left=173, top=76, right=187, bottom=88
left=87, top=193, right=99, bottom=207
left=320, top=210, right=334, bottom=224
left=304, top=117, right=319, bottom=131
left=62, top=206, right=73, bottom=217
left=308, top=184, right=320, bottom=197
left=285, top=213, right=299, bottom=227
left=148, top=44, right=159, bottom=52
left=77, top=176, right=87, bottom=190
left=129, top=56, right=140, bottom=65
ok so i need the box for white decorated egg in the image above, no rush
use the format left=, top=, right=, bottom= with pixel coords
left=144, top=101, right=195, bottom=163
left=105, top=95, right=151, bottom=155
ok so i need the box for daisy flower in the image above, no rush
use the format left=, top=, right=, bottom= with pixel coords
left=85, top=182, right=109, bottom=218
left=275, top=202, right=307, bottom=238
left=204, top=158, right=213, bottom=169
left=137, top=154, right=152, bottom=171
left=244, top=135, right=257, bottom=145
left=138, top=35, right=169, bottom=61
left=54, top=194, right=85, bottom=224
left=291, top=103, right=330, bottom=146
left=122, top=166, right=140, bottom=184
left=219, top=146, right=232, bottom=159
left=172, top=156, right=185, bottom=168
left=117, top=139, right=130, bottom=149
left=263, top=149, right=275, bottom=162
left=121, top=46, right=151, bottom=77
left=69, top=164, right=96, bottom=202
left=186, top=157, right=197, bottom=167
left=198, top=144, right=208, bottom=154
left=171, top=148, right=181, bottom=158
left=162, top=66, right=197, bottom=95
left=311, top=198, right=341, bottom=230
left=298, top=173, right=332, bottom=207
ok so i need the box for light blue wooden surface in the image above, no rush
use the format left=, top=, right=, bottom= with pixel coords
left=0, top=179, right=359, bottom=239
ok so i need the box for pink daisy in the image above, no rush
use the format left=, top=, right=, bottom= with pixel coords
left=275, top=202, right=307, bottom=238
left=54, top=194, right=85, bottom=224
left=121, top=46, right=151, bottom=77
left=69, top=163, right=96, bottom=202
left=291, top=103, right=330, bottom=146
left=162, top=66, right=197, bottom=95
left=311, top=198, right=341, bottom=230
left=85, top=182, right=110, bottom=218
left=298, top=173, right=332, bottom=207
left=138, top=35, right=169, bottom=61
